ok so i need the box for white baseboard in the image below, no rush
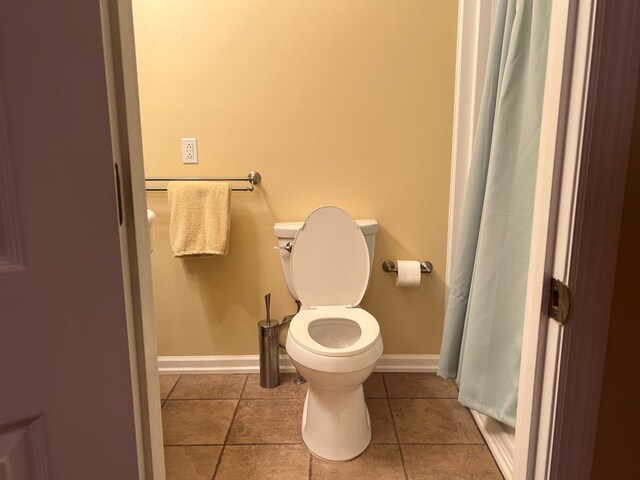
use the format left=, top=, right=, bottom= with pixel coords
left=373, top=354, right=439, bottom=372
left=157, top=353, right=439, bottom=375
left=470, top=410, right=515, bottom=480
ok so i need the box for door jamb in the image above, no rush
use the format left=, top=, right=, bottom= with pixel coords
left=106, top=0, right=640, bottom=477
left=513, top=0, right=596, bottom=476
left=100, top=1, right=165, bottom=479
left=543, top=1, right=640, bottom=477
left=517, top=0, right=640, bottom=478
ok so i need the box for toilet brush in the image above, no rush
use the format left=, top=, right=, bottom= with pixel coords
left=258, top=293, right=279, bottom=388
left=265, top=293, right=271, bottom=326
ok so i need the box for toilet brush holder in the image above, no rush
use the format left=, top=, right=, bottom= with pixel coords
left=258, top=319, right=280, bottom=388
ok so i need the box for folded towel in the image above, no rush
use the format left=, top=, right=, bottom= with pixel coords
left=167, top=181, right=231, bottom=257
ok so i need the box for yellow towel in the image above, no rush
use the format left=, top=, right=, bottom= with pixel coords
left=167, top=181, right=231, bottom=257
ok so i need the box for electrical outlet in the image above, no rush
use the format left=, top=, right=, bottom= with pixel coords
left=181, top=138, right=198, bottom=164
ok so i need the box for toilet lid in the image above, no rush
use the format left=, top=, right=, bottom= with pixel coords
left=291, top=206, right=370, bottom=308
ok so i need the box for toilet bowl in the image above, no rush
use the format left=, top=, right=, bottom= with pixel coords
left=276, top=206, right=383, bottom=461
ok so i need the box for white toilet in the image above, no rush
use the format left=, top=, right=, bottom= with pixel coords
left=274, top=206, right=383, bottom=461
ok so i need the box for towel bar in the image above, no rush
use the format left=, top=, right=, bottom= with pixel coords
left=145, top=171, right=262, bottom=192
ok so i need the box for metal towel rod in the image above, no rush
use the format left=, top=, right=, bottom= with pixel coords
left=145, top=171, right=262, bottom=192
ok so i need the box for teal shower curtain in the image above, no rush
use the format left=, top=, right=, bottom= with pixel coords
left=438, top=0, right=551, bottom=427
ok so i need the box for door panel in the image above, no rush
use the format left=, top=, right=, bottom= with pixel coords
left=0, top=114, right=22, bottom=274
left=0, top=1, right=140, bottom=478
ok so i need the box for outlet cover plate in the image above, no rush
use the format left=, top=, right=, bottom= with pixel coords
left=181, top=138, right=198, bottom=164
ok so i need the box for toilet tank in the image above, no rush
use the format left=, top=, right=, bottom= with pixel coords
left=274, top=219, right=378, bottom=301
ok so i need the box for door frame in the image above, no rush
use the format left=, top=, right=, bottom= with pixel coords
left=105, top=0, right=640, bottom=478
left=449, top=0, right=640, bottom=479
left=514, top=0, right=640, bottom=478
left=513, top=0, right=599, bottom=476
left=100, top=1, right=165, bottom=479
left=529, top=1, right=640, bottom=478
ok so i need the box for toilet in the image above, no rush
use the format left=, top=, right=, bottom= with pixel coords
left=274, top=206, right=383, bottom=461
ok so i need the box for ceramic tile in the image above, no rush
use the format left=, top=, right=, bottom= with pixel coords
left=390, top=399, right=483, bottom=444
left=311, top=444, right=405, bottom=480
left=402, top=444, right=503, bottom=479
left=216, top=444, right=309, bottom=480
left=367, top=398, right=397, bottom=444
left=159, top=374, right=180, bottom=400
left=384, top=373, right=458, bottom=398
left=169, top=374, right=246, bottom=399
left=242, top=373, right=308, bottom=399
left=363, top=373, right=387, bottom=398
left=163, top=446, right=221, bottom=480
left=162, top=399, right=237, bottom=445
left=227, top=399, right=304, bottom=444
left=159, top=372, right=500, bottom=478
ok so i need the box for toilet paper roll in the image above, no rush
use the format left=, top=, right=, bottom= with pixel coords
left=395, top=260, right=421, bottom=288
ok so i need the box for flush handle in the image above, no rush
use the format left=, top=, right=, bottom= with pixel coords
left=273, top=242, right=293, bottom=253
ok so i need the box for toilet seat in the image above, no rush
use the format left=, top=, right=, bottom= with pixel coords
left=288, top=206, right=379, bottom=359
left=289, top=307, right=380, bottom=357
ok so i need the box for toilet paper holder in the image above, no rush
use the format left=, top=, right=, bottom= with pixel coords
left=382, top=260, right=433, bottom=274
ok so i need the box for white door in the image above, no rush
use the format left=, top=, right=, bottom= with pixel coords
left=0, top=2, right=143, bottom=478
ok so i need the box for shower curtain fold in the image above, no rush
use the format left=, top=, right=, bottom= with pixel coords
left=438, top=0, right=551, bottom=428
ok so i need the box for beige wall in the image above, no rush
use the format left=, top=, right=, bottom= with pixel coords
left=133, top=0, right=458, bottom=355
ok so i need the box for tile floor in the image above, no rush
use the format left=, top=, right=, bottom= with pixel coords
left=160, top=372, right=504, bottom=480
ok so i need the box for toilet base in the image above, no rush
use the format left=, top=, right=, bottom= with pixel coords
left=301, top=384, right=372, bottom=462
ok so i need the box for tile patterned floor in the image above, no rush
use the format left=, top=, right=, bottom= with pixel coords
left=159, top=373, right=504, bottom=480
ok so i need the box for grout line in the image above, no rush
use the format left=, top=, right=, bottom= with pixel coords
left=225, top=442, right=303, bottom=447
left=213, top=447, right=223, bottom=480
left=231, top=397, right=305, bottom=401
left=381, top=373, right=390, bottom=398
left=465, top=408, right=490, bottom=445
left=165, top=441, right=438, bottom=447
left=218, top=442, right=304, bottom=446
left=387, top=397, right=458, bottom=400
left=240, top=396, right=306, bottom=400
left=165, top=441, right=488, bottom=447
left=167, top=396, right=458, bottom=401
left=393, top=442, right=488, bottom=446
left=167, top=442, right=399, bottom=446
left=382, top=375, right=409, bottom=480
left=162, top=397, right=247, bottom=401
left=465, top=409, right=504, bottom=477
left=210, top=374, right=249, bottom=480
left=163, top=374, right=181, bottom=405
left=397, top=444, right=410, bottom=480
left=166, top=396, right=305, bottom=402
left=241, top=397, right=305, bottom=401
left=164, top=443, right=225, bottom=447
